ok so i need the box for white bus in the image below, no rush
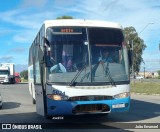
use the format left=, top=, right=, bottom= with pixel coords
left=28, top=19, right=130, bottom=119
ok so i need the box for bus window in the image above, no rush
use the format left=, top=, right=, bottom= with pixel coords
left=62, top=44, right=73, bottom=71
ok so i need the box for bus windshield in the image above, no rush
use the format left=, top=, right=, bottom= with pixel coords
left=46, top=27, right=129, bottom=85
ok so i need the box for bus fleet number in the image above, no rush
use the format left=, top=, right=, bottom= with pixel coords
left=52, top=90, right=65, bottom=96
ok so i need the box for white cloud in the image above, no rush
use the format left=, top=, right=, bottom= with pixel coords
left=12, top=30, right=36, bottom=43
left=0, top=9, right=42, bottom=29
left=13, top=35, right=30, bottom=43
left=0, top=56, right=14, bottom=63
left=0, top=29, right=12, bottom=36
left=9, top=48, right=26, bottom=53
left=0, top=0, right=160, bottom=71
left=53, top=0, right=75, bottom=6
left=20, top=0, right=47, bottom=8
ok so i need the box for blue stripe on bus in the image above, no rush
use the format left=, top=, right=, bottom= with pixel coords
left=46, top=97, right=130, bottom=116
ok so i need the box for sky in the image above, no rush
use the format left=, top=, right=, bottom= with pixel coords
left=0, top=0, right=160, bottom=72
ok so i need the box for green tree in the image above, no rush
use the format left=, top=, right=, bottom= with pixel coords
left=20, top=70, right=28, bottom=80
left=157, top=70, right=160, bottom=79
left=56, top=16, right=74, bottom=19
left=124, top=27, right=146, bottom=74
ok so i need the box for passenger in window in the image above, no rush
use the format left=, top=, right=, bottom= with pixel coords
left=98, top=49, right=113, bottom=63
left=66, top=56, right=73, bottom=72
left=62, top=45, right=74, bottom=72
left=50, top=63, right=66, bottom=73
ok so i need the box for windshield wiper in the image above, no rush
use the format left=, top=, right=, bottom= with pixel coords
left=80, top=62, right=99, bottom=82
left=69, top=64, right=86, bottom=86
left=104, top=62, right=116, bottom=87
left=69, top=62, right=116, bottom=86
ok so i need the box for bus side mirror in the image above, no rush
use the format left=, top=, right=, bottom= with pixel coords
left=128, top=50, right=133, bottom=66
left=128, top=40, right=133, bottom=49
left=128, top=50, right=133, bottom=67
left=43, top=37, right=52, bottom=67
left=43, top=37, right=50, bottom=47
left=128, top=40, right=133, bottom=67
left=45, top=56, right=53, bottom=67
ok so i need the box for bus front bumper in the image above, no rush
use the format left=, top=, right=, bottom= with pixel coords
left=46, top=97, right=130, bottom=116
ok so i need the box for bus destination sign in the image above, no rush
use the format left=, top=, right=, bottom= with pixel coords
left=53, top=27, right=82, bottom=34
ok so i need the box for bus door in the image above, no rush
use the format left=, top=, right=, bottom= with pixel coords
left=34, top=45, right=46, bottom=116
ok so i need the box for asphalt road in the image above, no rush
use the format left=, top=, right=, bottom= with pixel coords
left=0, top=83, right=160, bottom=131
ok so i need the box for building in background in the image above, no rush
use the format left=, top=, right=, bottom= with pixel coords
left=139, top=71, right=159, bottom=78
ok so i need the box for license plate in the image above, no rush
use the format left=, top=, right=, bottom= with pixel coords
left=112, top=104, right=125, bottom=108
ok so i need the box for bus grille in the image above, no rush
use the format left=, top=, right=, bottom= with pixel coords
left=72, top=104, right=110, bottom=114
left=68, top=95, right=113, bottom=101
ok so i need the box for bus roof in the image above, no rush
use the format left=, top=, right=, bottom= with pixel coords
left=43, top=19, right=123, bottom=29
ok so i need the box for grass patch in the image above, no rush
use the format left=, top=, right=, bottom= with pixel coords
left=131, top=82, right=160, bottom=95
left=21, top=79, right=28, bottom=83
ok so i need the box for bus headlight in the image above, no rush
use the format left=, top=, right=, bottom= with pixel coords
left=47, top=94, right=69, bottom=101
left=114, top=92, right=130, bottom=99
